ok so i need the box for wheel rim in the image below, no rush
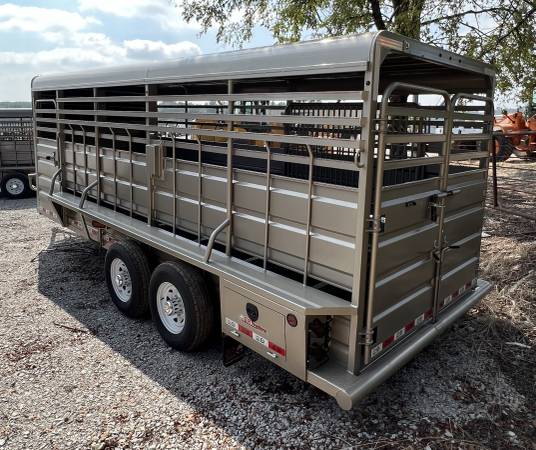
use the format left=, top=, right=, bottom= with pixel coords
left=110, top=258, right=132, bottom=303
left=156, top=282, right=186, bottom=334
left=5, top=178, right=24, bottom=196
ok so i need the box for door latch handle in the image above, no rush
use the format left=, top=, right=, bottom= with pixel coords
left=266, top=351, right=278, bottom=359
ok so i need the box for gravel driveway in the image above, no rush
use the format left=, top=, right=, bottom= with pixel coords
left=0, top=196, right=534, bottom=449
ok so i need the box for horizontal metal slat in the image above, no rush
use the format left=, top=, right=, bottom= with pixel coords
left=385, top=134, right=446, bottom=144
left=37, top=108, right=363, bottom=127
left=451, top=133, right=491, bottom=141
left=55, top=91, right=366, bottom=103
left=449, top=151, right=488, bottom=161
left=451, top=112, right=492, bottom=121
left=383, top=156, right=442, bottom=170
left=386, top=106, right=447, bottom=118
left=37, top=117, right=364, bottom=149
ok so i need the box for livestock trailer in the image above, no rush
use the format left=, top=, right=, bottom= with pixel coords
left=32, top=31, right=494, bottom=409
left=0, top=109, right=35, bottom=198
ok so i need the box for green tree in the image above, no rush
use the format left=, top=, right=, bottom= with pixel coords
left=179, top=0, right=536, bottom=102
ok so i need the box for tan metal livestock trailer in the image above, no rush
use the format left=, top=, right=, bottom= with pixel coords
left=32, top=31, right=494, bottom=410
left=0, top=109, right=35, bottom=198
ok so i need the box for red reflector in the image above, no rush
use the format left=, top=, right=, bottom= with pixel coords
left=405, top=322, right=415, bottom=332
left=238, top=325, right=253, bottom=337
left=91, top=220, right=106, bottom=229
left=286, top=313, right=298, bottom=327
left=383, top=335, right=395, bottom=347
left=424, top=309, right=433, bottom=319
left=268, top=341, right=286, bottom=357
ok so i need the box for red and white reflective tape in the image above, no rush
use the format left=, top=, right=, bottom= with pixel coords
left=371, top=308, right=433, bottom=358
left=371, top=278, right=478, bottom=359
left=440, top=278, right=477, bottom=310
left=225, top=317, right=286, bottom=357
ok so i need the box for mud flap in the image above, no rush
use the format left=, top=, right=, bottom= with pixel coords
left=222, top=335, right=246, bottom=367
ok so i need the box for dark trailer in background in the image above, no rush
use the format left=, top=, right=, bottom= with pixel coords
left=32, top=31, right=495, bottom=410
left=0, top=109, right=35, bottom=198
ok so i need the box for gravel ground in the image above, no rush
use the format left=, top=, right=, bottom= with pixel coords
left=0, top=163, right=535, bottom=449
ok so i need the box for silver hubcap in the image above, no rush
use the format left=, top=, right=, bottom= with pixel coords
left=156, top=282, right=186, bottom=334
left=110, top=258, right=132, bottom=302
left=6, top=178, right=24, bottom=195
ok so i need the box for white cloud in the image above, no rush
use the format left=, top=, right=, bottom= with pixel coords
left=0, top=3, right=99, bottom=35
left=0, top=38, right=200, bottom=68
left=77, top=0, right=199, bottom=30
left=0, top=2, right=203, bottom=100
left=124, top=39, right=201, bottom=59
left=78, top=0, right=166, bottom=18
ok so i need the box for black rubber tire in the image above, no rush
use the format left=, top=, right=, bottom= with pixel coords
left=104, top=240, right=151, bottom=318
left=2, top=173, right=30, bottom=199
left=149, top=261, right=215, bottom=352
left=493, top=133, right=512, bottom=161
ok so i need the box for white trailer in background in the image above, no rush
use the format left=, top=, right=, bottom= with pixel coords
left=0, top=109, right=35, bottom=198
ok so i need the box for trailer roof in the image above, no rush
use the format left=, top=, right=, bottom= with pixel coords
left=32, top=31, right=494, bottom=91
left=0, top=109, right=33, bottom=118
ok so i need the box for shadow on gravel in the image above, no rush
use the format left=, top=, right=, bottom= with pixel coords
left=0, top=196, right=36, bottom=211
left=36, top=228, right=535, bottom=449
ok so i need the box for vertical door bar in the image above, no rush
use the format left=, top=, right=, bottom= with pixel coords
left=263, top=142, right=272, bottom=269
left=172, top=135, right=177, bottom=236
left=126, top=129, right=133, bottom=217
left=56, top=92, right=64, bottom=195
left=68, top=125, right=75, bottom=195
left=185, top=101, right=188, bottom=140
left=110, top=128, right=117, bottom=211
left=94, top=87, right=100, bottom=206
left=196, top=137, right=202, bottom=243
left=225, top=80, right=234, bottom=255
left=145, top=84, right=157, bottom=225
left=430, top=97, right=454, bottom=322
left=14, top=125, right=18, bottom=166
left=303, top=144, right=314, bottom=285
left=82, top=127, right=88, bottom=188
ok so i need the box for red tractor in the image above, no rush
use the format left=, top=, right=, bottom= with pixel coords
left=493, top=109, right=536, bottom=160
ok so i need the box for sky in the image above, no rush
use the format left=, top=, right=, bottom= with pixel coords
left=0, top=0, right=274, bottom=101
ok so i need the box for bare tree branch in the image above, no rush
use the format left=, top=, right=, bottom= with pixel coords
left=421, top=7, right=510, bottom=26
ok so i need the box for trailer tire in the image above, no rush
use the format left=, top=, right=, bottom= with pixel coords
left=104, top=240, right=151, bottom=318
left=149, top=261, right=214, bottom=352
left=493, top=132, right=513, bottom=161
left=2, top=173, right=30, bottom=199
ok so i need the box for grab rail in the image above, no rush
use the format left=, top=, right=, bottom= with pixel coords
left=48, top=168, right=62, bottom=196
left=79, top=179, right=99, bottom=209
left=204, top=219, right=230, bottom=263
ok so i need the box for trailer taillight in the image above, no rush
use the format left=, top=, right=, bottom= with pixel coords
left=286, top=313, right=298, bottom=327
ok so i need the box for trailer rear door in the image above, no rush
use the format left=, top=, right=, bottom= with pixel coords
left=362, top=85, right=492, bottom=365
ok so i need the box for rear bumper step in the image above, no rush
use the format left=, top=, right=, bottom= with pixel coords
left=308, top=279, right=491, bottom=410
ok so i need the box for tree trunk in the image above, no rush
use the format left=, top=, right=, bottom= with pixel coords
left=392, top=0, right=426, bottom=38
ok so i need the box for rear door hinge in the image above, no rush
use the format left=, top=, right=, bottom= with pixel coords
left=367, top=215, right=386, bottom=233
left=359, top=329, right=376, bottom=345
